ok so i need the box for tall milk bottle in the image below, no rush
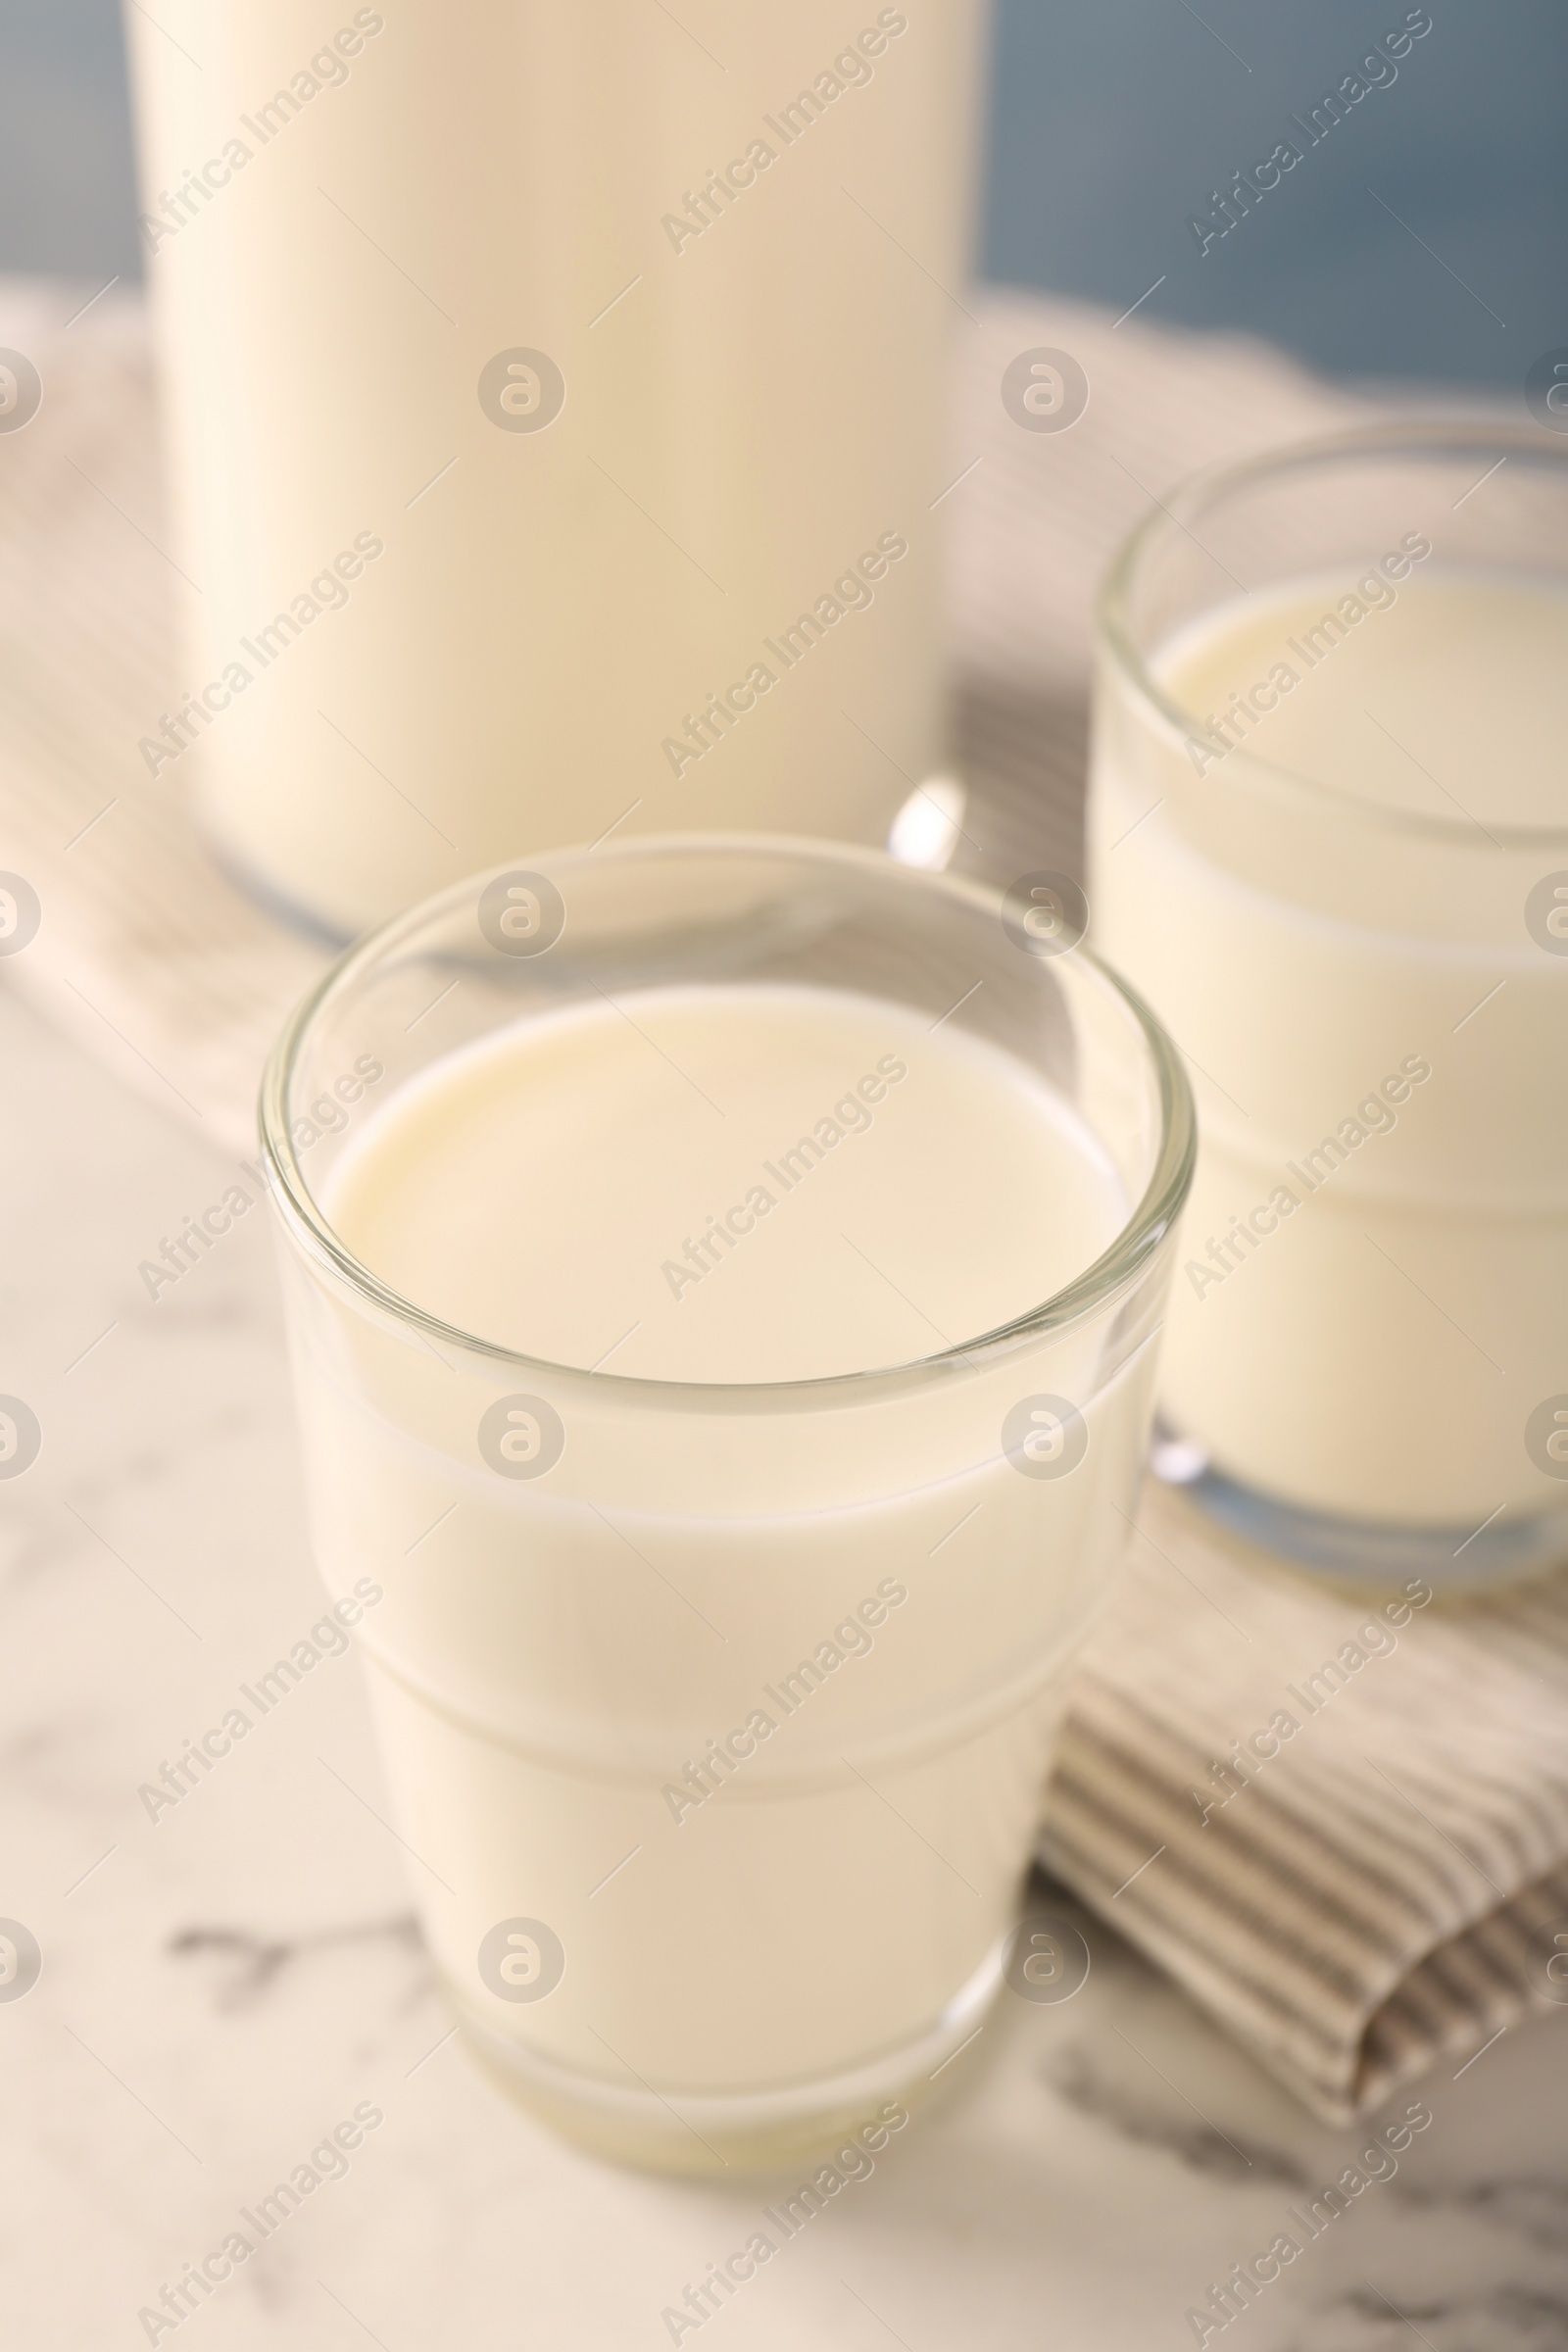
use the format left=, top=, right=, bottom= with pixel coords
left=125, top=2, right=988, bottom=933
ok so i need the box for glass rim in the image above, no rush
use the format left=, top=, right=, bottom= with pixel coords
left=1096, top=417, right=1568, bottom=851
left=258, top=832, right=1197, bottom=1406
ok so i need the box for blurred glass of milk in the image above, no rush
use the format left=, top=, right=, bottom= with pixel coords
left=124, top=3, right=988, bottom=934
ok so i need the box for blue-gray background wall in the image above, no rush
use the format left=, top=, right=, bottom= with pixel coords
left=2, top=0, right=1559, bottom=387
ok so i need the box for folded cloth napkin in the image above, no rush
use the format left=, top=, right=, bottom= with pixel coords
left=1044, top=1477, right=1568, bottom=2123
left=2, top=271, right=1559, bottom=2122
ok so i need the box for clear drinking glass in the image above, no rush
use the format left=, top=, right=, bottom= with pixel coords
left=1089, top=423, right=1568, bottom=1590
left=260, top=835, right=1193, bottom=2173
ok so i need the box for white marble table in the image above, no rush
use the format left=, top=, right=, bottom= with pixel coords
left=4, top=979, right=1567, bottom=2352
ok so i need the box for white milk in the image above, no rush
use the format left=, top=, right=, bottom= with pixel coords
left=125, top=3, right=986, bottom=933
left=291, top=982, right=1151, bottom=2141
left=327, top=985, right=1124, bottom=1384
left=1090, top=567, right=1568, bottom=1529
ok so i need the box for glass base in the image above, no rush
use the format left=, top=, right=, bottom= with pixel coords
left=1150, top=1425, right=1568, bottom=1595
left=446, top=1935, right=1004, bottom=2178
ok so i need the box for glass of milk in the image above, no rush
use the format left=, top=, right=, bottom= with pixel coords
left=125, top=1, right=988, bottom=936
left=261, top=835, right=1193, bottom=2171
left=1089, top=423, right=1568, bottom=1591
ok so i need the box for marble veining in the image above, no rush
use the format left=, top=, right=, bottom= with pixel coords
left=168, top=1916, right=423, bottom=2012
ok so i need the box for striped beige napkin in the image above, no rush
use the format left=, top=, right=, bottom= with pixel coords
left=0, top=276, right=325, bottom=1152
left=1044, top=1478, right=1568, bottom=2123
left=2, top=271, right=1562, bottom=2122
